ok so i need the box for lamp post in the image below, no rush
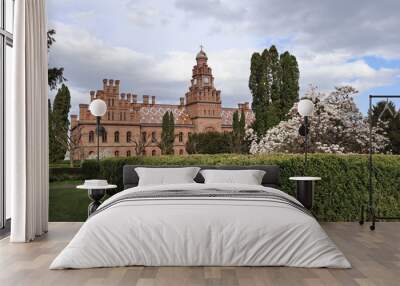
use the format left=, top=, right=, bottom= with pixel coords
left=298, top=99, right=314, bottom=175
left=89, top=99, right=107, bottom=162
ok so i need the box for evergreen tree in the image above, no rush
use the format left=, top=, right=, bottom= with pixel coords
left=51, top=84, right=71, bottom=161
left=230, top=110, right=247, bottom=153
left=48, top=99, right=57, bottom=162
left=160, top=111, right=175, bottom=154
left=249, top=45, right=299, bottom=136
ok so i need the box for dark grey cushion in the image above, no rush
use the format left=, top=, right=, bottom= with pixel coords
left=123, top=165, right=281, bottom=190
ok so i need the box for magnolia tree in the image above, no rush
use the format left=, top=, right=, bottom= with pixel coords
left=247, top=85, right=389, bottom=154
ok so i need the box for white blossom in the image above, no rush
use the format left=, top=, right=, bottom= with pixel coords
left=248, top=85, right=389, bottom=154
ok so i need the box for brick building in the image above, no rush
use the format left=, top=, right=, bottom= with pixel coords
left=70, top=48, right=254, bottom=159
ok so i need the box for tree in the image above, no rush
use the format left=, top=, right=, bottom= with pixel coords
left=230, top=110, right=247, bottom=153
left=160, top=111, right=175, bottom=154
left=371, top=101, right=400, bottom=154
left=50, top=84, right=71, bottom=162
left=47, top=29, right=66, bottom=90
left=249, top=45, right=299, bottom=136
left=247, top=85, right=389, bottom=154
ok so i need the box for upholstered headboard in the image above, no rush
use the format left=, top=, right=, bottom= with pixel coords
left=123, top=165, right=281, bottom=190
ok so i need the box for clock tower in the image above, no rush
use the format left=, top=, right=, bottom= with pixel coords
left=185, top=47, right=222, bottom=132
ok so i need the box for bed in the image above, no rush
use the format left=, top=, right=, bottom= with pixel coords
left=50, top=165, right=350, bottom=269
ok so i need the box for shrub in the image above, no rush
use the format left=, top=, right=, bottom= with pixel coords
left=186, top=132, right=232, bottom=154
left=49, top=167, right=83, bottom=182
left=78, top=154, right=400, bottom=222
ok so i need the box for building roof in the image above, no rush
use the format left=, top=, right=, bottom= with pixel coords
left=139, top=105, right=254, bottom=127
left=139, top=105, right=192, bottom=125
left=221, top=108, right=255, bottom=126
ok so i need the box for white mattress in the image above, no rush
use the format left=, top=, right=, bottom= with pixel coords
left=50, top=183, right=351, bottom=269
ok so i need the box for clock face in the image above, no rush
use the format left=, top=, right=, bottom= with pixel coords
left=203, top=76, right=209, bottom=84
left=193, top=78, right=197, bottom=85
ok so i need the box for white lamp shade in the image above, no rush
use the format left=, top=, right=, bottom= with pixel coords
left=298, top=99, right=314, bottom=116
left=89, top=99, right=107, bottom=117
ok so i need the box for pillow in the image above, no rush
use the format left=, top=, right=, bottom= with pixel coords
left=135, top=167, right=201, bottom=186
left=200, top=169, right=266, bottom=185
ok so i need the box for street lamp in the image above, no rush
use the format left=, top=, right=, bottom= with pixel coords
left=89, top=99, right=107, bottom=162
left=298, top=99, right=314, bottom=175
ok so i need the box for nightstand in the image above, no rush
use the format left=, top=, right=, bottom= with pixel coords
left=289, top=177, right=321, bottom=210
left=77, top=183, right=117, bottom=216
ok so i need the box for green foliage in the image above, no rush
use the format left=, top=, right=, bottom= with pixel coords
left=49, top=84, right=71, bottom=162
left=47, top=29, right=66, bottom=90
left=160, top=111, right=175, bottom=154
left=231, top=110, right=247, bottom=153
left=49, top=167, right=83, bottom=182
left=75, top=154, right=400, bottom=222
left=186, top=132, right=231, bottom=154
left=249, top=45, right=299, bottom=135
left=372, top=101, right=400, bottom=154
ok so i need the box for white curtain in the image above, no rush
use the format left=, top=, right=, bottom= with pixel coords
left=9, top=0, right=49, bottom=242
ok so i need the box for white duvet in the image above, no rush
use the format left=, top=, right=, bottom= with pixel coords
left=50, top=183, right=351, bottom=269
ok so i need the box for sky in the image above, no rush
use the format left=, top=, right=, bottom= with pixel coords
left=47, top=0, right=400, bottom=116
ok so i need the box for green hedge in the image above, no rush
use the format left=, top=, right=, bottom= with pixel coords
left=77, top=154, right=400, bottom=222
left=49, top=167, right=84, bottom=182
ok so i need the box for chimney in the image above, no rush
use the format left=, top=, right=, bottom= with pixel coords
left=151, top=96, right=156, bottom=105
left=103, top=79, right=108, bottom=89
left=132, top=94, right=137, bottom=104
left=180, top=97, right=185, bottom=106
left=109, top=79, right=114, bottom=86
left=115, top=79, right=120, bottom=86
left=121, top=93, right=125, bottom=100
left=127, top=93, right=131, bottom=102
left=90, top=90, right=95, bottom=101
left=143, top=95, right=149, bottom=105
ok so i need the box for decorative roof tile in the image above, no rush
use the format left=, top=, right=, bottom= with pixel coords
left=139, top=105, right=192, bottom=125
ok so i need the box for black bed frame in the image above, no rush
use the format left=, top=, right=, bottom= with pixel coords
left=123, top=165, right=281, bottom=190
left=359, top=95, right=400, bottom=230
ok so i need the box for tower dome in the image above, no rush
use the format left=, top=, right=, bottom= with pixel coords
left=196, top=46, right=208, bottom=60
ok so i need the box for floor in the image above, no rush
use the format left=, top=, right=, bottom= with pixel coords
left=0, top=222, right=399, bottom=286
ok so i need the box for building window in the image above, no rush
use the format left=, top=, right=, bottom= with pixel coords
left=127, top=150, right=131, bottom=157
left=108, top=99, right=111, bottom=106
left=179, top=132, right=183, bottom=142
left=126, top=131, right=131, bottom=143
left=115, top=151, right=119, bottom=157
left=188, top=132, right=192, bottom=138
left=123, top=112, right=126, bottom=121
left=151, top=131, right=157, bottom=143
left=152, top=150, right=156, bottom=156
left=119, top=112, right=122, bottom=121
left=89, top=131, right=95, bottom=143
left=107, top=111, right=110, bottom=120
left=142, top=131, right=147, bottom=142
left=112, top=99, right=114, bottom=106
left=112, top=112, right=114, bottom=121
left=114, top=131, right=120, bottom=143
left=179, top=149, right=184, bottom=155
left=102, top=131, right=107, bottom=142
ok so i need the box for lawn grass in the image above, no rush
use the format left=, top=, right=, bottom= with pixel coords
left=49, top=180, right=90, bottom=222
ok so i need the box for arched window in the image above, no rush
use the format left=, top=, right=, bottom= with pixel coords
left=127, top=131, right=132, bottom=143
left=126, top=150, right=131, bottom=157
left=89, top=131, right=95, bottom=143
left=152, top=150, right=156, bottom=156
left=179, top=149, right=184, bottom=155
left=115, top=151, right=119, bottom=157
left=141, top=131, right=147, bottom=142
left=102, top=131, right=107, bottom=143
left=151, top=131, right=157, bottom=143
left=179, top=132, right=183, bottom=142
left=114, top=131, right=120, bottom=143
